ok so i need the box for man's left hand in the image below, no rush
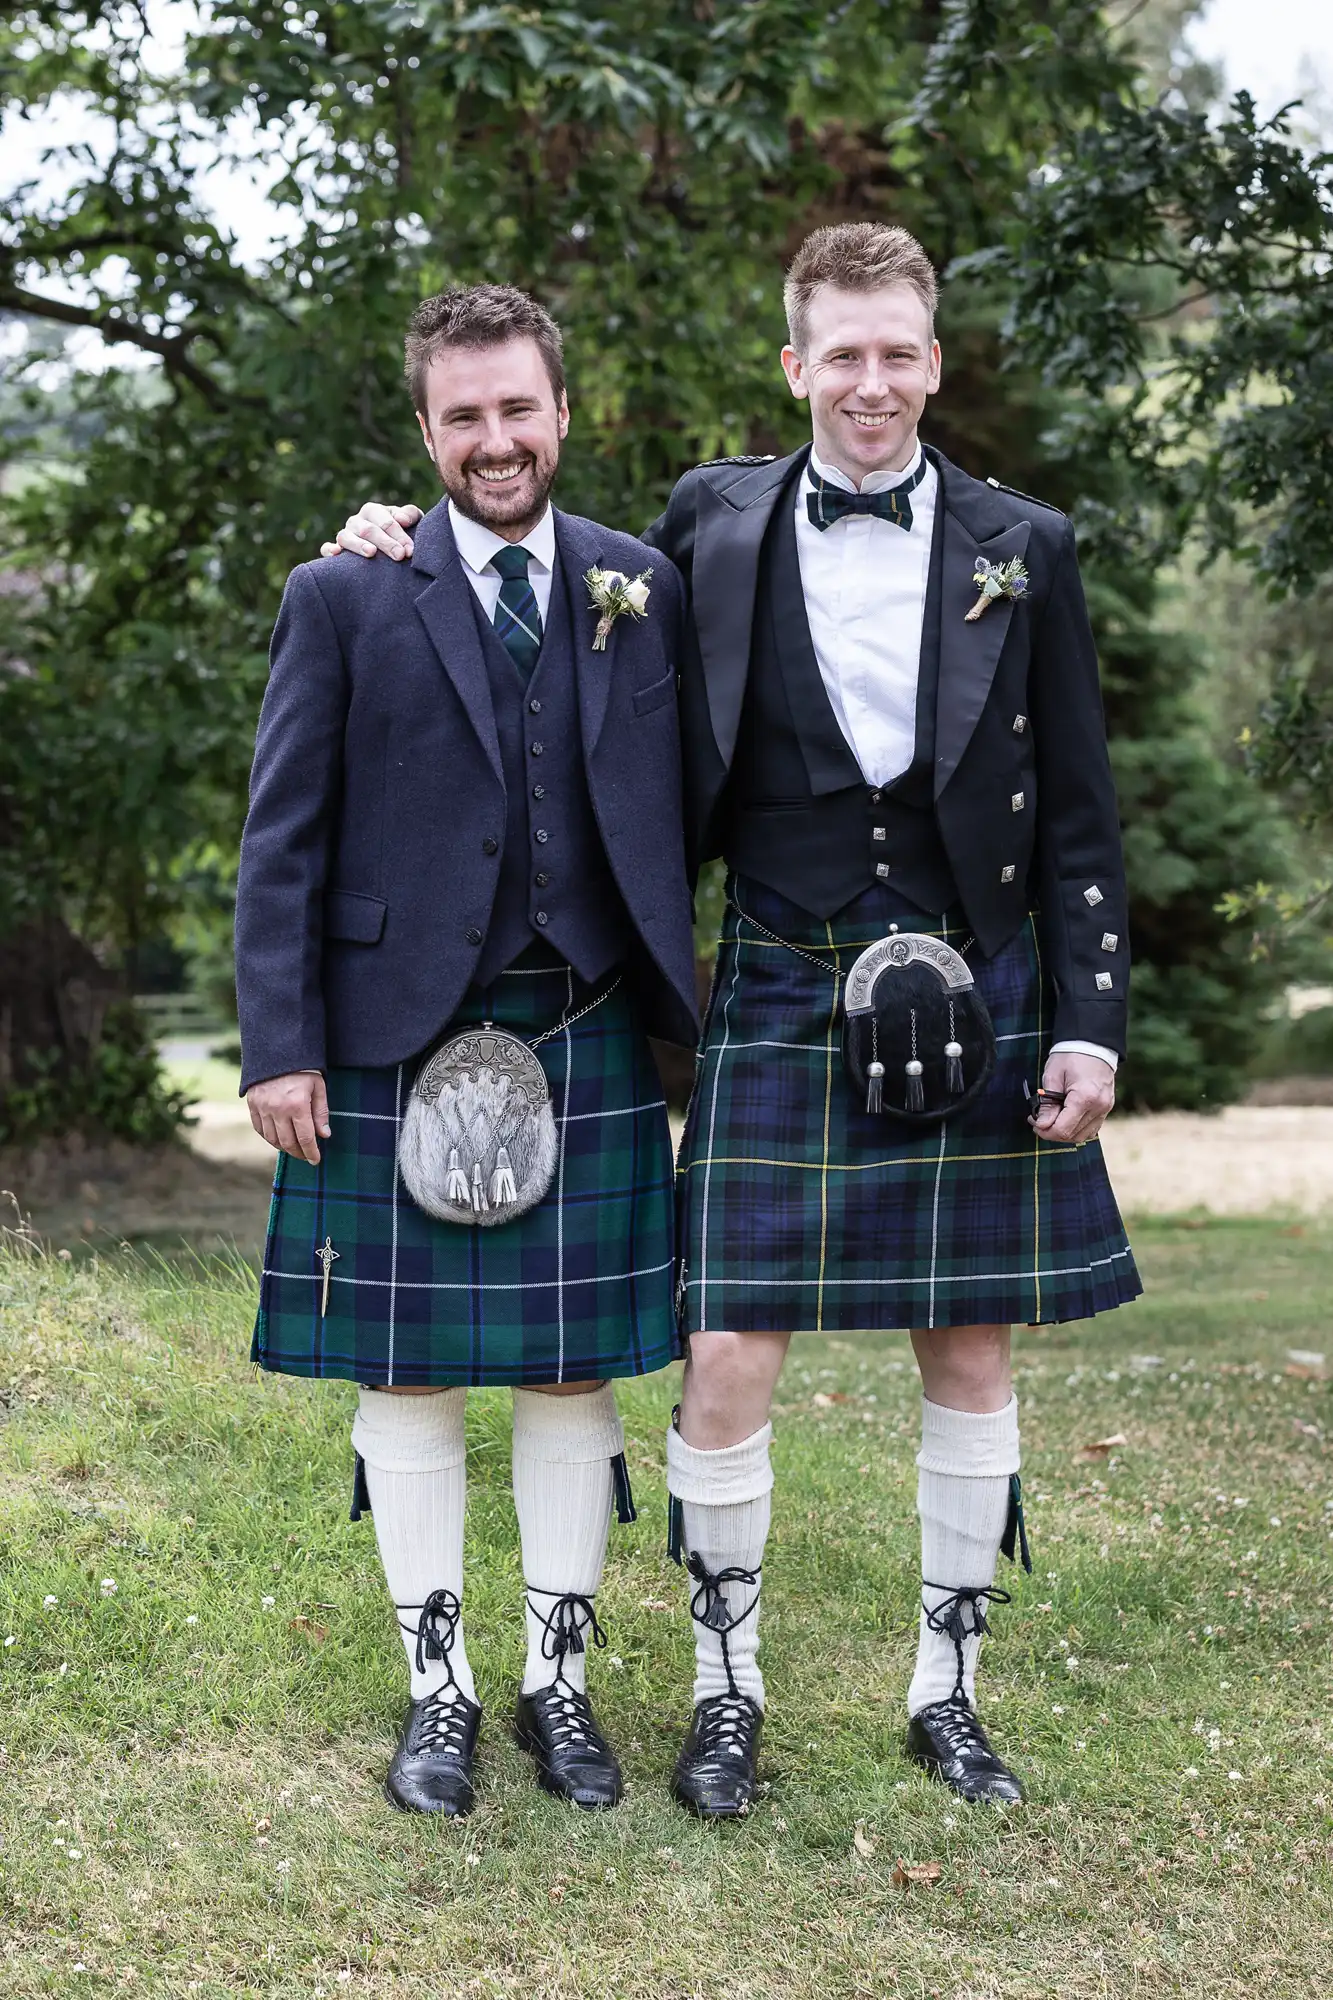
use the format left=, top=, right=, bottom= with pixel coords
left=1031, top=1051, right=1116, bottom=1146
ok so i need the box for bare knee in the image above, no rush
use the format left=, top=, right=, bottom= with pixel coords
left=527, top=1379, right=606, bottom=1398
left=680, top=1331, right=788, bottom=1448
left=911, top=1324, right=1012, bottom=1413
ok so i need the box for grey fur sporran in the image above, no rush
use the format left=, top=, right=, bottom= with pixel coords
left=399, top=1027, right=559, bottom=1226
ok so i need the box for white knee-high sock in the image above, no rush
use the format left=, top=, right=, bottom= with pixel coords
left=511, top=1385, right=623, bottom=1696
left=351, top=1388, right=476, bottom=1707
left=907, top=1395, right=1020, bottom=1717
left=666, top=1422, right=773, bottom=1710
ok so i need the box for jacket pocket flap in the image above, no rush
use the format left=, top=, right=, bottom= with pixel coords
left=632, top=669, right=677, bottom=718
left=324, top=889, right=388, bottom=943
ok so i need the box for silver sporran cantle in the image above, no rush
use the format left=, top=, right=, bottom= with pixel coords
left=398, top=1027, right=559, bottom=1226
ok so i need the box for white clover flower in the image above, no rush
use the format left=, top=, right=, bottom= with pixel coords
left=43, top=1595, right=58, bottom=1609
left=261, top=1596, right=276, bottom=1611
left=100, top=1579, right=117, bottom=1596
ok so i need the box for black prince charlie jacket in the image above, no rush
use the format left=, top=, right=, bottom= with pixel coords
left=644, top=444, right=1130, bottom=1058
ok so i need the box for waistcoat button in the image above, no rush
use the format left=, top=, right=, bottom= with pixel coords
left=534, top=910, right=549, bottom=927
left=466, top=926, right=483, bottom=946
left=531, top=741, right=544, bottom=756
left=535, top=829, right=549, bottom=844
left=529, top=699, right=542, bottom=714
left=481, top=836, right=498, bottom=855
left=535, top=872, right=550, bottom=887
left=532, top=784, right=545, bottom=800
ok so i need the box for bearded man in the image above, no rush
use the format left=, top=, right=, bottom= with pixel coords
left=322, top=224, right=1140, bottom=1817
left=237, top=284, right=696, bottom=1819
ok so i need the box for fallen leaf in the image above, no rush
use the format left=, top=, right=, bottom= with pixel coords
left=1080, top=1433, right=1128, bottom=1457
left=1292, top=1420, right=1321, bottom=1437
left=853, top=1826, right=876, bottom=1858
left=638, top=1598, right=670, bottom=1612
left=891, top=1858, right=942, bottom=1889
left=288, top=1616, right=328, bottom=1644
left=255, top=1817, right=272, bottom=1835
left=1285, top=1349, right=1327, bottom=1380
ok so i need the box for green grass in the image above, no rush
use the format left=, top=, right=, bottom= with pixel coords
left=0, top=1219, right=1330, bottom=1997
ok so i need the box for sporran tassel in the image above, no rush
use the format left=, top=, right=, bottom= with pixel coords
left=945, top=1001, right=964, bottom=1096
left=446, top=1148, right=470, bottom=1206
left=866, top=1060, right=885, bottom=1115
left=905, top=1061, right=925, bottom=1114
left=489, top=1145, right=517, bottom=1208
left=470, top=1162, right=489, bottom=1214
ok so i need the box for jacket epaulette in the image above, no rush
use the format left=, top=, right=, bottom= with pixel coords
left=695, top=455, right=776, bottom=469
left=984, top=475, right=1063, bottom=516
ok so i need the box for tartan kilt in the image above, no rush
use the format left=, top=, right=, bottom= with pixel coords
left=676, top=874, right=1142, bottom=1336
left=252, top=962, right=678, bottom=1386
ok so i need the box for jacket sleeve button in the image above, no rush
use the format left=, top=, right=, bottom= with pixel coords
left=466, top=926, right=483, bottom=946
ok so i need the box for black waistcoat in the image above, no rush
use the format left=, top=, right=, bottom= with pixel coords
left=724, top=464, right=957, bottom=920
left=471, top=554, right=631, bottom=986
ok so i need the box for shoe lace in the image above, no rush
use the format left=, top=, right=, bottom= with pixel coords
left=415, top=1682, right=474, bottom=1755
left=526, top=1589, right=610, bottom=1742
left=693, top=1692, right=760, bottom=1760
left=685, top=1554, right=762, bottom=1704
left=921, top=1582, right=1012, bottom=1707
left=395, top=1586, right=472, bottom=1752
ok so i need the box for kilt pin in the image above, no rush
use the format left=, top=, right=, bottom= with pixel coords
left=254, top=966, right=678, bottom=1387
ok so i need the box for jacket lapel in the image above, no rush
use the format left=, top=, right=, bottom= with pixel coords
left=553, top=511, right=615, bottom=759
left=692, top=448, right=809, bottom=774
left=410, top=499, right=504, bottom=787
left=931, top=454, right=1032, bottom=798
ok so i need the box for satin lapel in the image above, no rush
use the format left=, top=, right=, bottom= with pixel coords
left=692, top=450, right=808, bottom=773
left=410, top=502, right=503, bottom=787
left=933, top=496, right=1032, bottom=799
left=554, top=512, right=615, bottom=759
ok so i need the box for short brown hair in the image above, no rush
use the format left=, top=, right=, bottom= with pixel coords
left=783, top=223, right=938, bottom=353
left=405, top=284, right=565, bottom=411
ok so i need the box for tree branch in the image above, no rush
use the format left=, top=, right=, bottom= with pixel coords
left=0, top=284, right=250, bottom=409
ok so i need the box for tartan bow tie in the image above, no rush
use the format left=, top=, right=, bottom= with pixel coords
left=806, top=454, right=929, bottom=532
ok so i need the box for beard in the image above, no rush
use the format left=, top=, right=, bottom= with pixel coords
left=438, top=442, right=560, bottom=536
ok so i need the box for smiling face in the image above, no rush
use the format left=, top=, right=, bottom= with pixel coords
left=416, top=336, right=569, bottom=538
left=780, top=281, right=941, bottom=488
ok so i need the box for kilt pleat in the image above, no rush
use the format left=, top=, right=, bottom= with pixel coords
left=251, top=964, right=678, bottom=1386
left=676, top=875, right=1142, bottom=1336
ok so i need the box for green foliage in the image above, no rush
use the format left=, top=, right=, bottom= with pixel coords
left=0, top=0, right=1310, bottom=1123
left=0, top=1001, right=189, bottom=1148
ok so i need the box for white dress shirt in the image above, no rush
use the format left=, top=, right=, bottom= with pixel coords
left=796, top=444, right=937, bottom=788
left=449, top=499, right=556, bottom=626
left=794, top=445, right=1117, bottom=1075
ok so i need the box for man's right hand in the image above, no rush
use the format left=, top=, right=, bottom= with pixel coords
left=247, top=1072, right=332, bottom=1165
left=320, top=502, right=422, bottom=561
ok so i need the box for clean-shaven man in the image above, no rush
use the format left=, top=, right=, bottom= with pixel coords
left=239, top=284, right=696, bottom=1820
left=322, top=224, right=1140, bottom=1816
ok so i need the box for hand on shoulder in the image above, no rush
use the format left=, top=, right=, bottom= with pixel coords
left=319, top=502, right=422, bottom=562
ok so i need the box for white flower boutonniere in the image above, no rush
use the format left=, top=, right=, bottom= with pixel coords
left=585, top=566, right=653, bottom=650
left=965, top=555, right=1030, bottom=623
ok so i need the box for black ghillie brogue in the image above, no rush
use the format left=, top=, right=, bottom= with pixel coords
left=905, top=1582, right=1024, bottom=1803
left=514, top=1591, right=623, bottom=1810
left=386, top=1687, right=482, bottom=1815
left=385, top=1587, right=481, bottom=1816
left=905, top=1696, right=1024, bottom=1804
left=671, top=1692, right=764, bottom=1817
left=670, top=1552, right=765, bottom=1818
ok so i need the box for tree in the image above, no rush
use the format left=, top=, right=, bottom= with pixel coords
left=0, top=0, right=1302, bottom=1135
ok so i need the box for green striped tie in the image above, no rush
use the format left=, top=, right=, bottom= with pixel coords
left=490, top=544, right=543, bottom=683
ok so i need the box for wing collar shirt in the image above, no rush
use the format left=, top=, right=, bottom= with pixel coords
left=794, top=445, right=1116, bottom=1074
left=448, top=499, right=556, bottom=627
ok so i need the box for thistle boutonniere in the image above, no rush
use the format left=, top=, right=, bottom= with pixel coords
left=965, top=555, right=1030, bottom=623
left=585, top=566, right=652, bottom=650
